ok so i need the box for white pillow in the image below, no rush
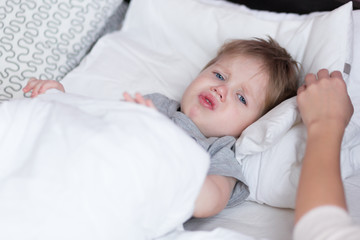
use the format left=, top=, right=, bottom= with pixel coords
left=240, top=123, right=307, bottom=208
left=0, top=0, right=125, bottom=101
left=120, top=0, right=353, bottom=86
left=240, top=9, right=360, bottom=208
left=62, top=0, right=353, bottom=102
left=240, top=119, right=360, bottom=209
left=236, top=96, right=301, bottom=160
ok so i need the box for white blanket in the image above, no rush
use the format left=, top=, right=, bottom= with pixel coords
left=0, top=91, right=210, bottom=240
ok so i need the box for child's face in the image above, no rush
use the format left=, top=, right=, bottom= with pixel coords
left=181, top=55, right=268, bottom=138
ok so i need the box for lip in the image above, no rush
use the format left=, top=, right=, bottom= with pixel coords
left=198, top=92, right=218, bottom=110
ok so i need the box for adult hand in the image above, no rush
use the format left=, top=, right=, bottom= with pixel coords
left=297, top=69, right=353, bottom=131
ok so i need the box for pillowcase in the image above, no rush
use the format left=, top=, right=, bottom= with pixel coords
left=239, top=123, right=307, bottom=208
left=0, top=0, right=126, bottom=101
left=240, top=120, right=360, bottom=209
left=121, top=0, right=353, bottom=84
left=236, top=96, right=301, bottom=160
left=62, top=0, right=353, bottom=102
left=239, top=9, right=360, bottom=208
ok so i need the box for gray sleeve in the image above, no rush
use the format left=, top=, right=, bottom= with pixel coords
left=207, top=137, right=249, bottom=207
left=144, top=93, right=180, bottom=117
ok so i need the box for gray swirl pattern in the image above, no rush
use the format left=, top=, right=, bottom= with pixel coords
left=0, top=0, right=126, bottom=101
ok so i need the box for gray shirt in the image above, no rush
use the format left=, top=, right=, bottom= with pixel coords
left=145, top=93, right=249, bottom=207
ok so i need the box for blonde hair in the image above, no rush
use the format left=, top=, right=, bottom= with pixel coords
left=203, top=37, right=299, bottom=115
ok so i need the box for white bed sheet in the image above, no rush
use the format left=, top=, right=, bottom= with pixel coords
left=182, top=176, right=360, bottom=240
left=184, top=201, right=294, bottom=240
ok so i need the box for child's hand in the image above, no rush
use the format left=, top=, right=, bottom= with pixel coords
left=123, top=92, right=157, bottom=110
left=23, top=78, right=65, bottom=98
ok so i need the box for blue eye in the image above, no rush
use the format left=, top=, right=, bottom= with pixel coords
left=215, top=72, right=225, bottom=81
left=237, top=94, right=247, bottom=105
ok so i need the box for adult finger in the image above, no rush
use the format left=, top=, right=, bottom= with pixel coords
left=317, top=68, right=330, bottom=80
left=304, top=73, right=317, bottom=86
left=297, top=85, right=306, bottom=95
left=330, top=70, right=343, bottom=79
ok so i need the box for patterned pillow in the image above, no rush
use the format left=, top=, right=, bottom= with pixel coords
left=0, top=0, right=126, bottom=101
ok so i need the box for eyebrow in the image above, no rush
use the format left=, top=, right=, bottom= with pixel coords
left=241, top=85, right=250, bottom=98
left=213, top=63, right=231, bottom=76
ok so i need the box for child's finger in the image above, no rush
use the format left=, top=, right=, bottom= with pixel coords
left=31, top=82, right=44, bottom=97
left=145, top=99, right=156, bottom=109
left=23, top=78, right=39, bottom=93
left=38, top=81, right=50, bottom=94
left=56, top=81, right=65, bottom=92
left=123, top=92, right=136, bottom=102
left=39, top=80, right=64, bottom=93
left=134, top=93, right=147, bottom=105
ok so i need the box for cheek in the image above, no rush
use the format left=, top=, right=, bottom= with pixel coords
left=186, top=106, right=201, bottom=121
left=230, top=121, right=247, bottom=137
left=181, top=94, right=201, bottom=122
left=226, top=109, right=259, bottom=136
left=181, top=79, right=206, bottom=114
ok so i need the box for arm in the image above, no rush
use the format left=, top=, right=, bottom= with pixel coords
left=193, top=175, right=236, bottom=218
left=23, top=78, right=65, bottom=97
left=294, top=69, right=353, bottom=223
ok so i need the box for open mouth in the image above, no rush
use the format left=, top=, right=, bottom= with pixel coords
left=199, top=93, right=217, bottom=110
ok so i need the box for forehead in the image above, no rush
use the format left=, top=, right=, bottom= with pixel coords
left=215, top=54, right=263, bottom=69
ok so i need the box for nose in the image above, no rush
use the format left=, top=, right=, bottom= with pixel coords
left=210, top=85, right=227, bottom=102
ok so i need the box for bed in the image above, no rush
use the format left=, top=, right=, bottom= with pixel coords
left=0, top=0, right=359, bottom=239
